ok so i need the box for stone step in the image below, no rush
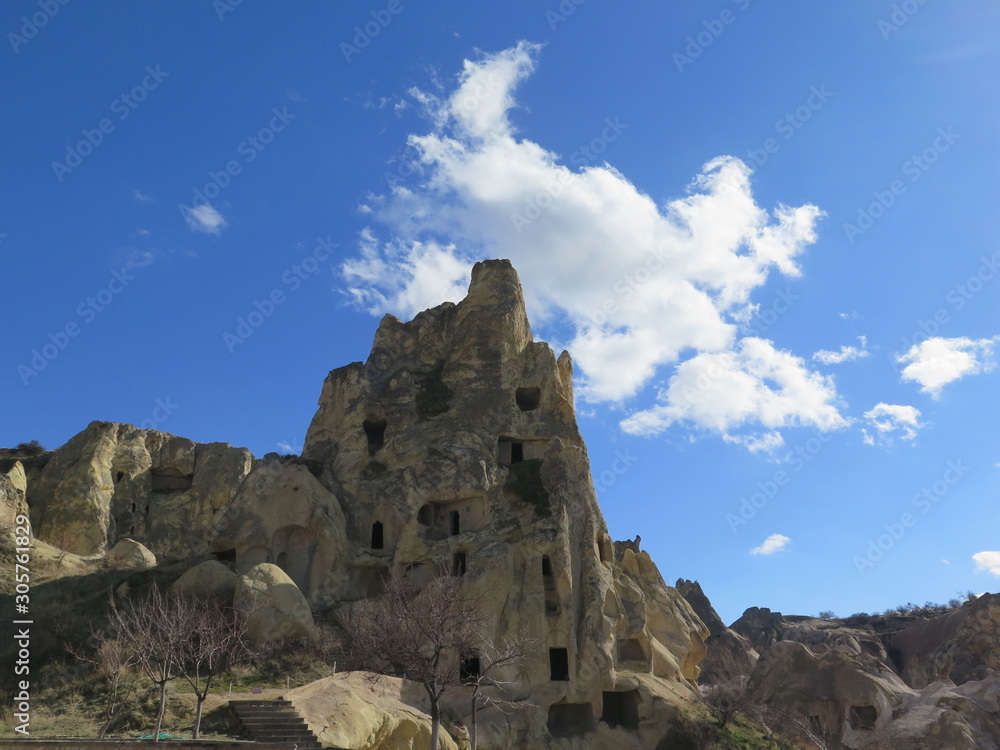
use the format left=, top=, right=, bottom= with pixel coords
left=228, top=699, right=321, bottom=749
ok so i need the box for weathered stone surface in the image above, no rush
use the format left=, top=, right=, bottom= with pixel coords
left=710, top=593, right=1000, bottom=749
left=212, top=457, right=349, bottom=605
left=171, top=559, right=239, bottom=599
left=676, top=579, right=757, bottom=684
left=1, top=460, right=29, bottom=532
left=25, top=421, right=253, bottom=556
left=302, top=260, right=708, bottom=747
left=288, top=673, right=460, bottom=750
left=235, top=563, right=315, bottom=645
left=108, top=538, right=156, bottom=569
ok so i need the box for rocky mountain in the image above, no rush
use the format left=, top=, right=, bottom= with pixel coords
left=5, top=260, right=710, bottom=749
left=5, top=258, right=997, bottom=749
left=688, top=593, right=1000, bottom=749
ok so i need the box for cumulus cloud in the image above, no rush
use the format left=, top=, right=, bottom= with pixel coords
left=862, top=402, right=925, bottom=445
left=184, top=203, right=228, bottom=235
left=620, top=337, right=847, bottom=449
left=897, top=337, right=997, bottom=398
left=342, top=42, right=836, bottom=449
left=813, top=336, right=869, bottom=365
left=973, top=551, right=1000, bottom=577
left=751, top=533, right=790, bottom=556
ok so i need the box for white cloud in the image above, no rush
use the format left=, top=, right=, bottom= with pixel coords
left=620, top=337, right=847, bottom=447
left=862, top=402, right=925, bottom=445
left=973, top=551, right=1000, bottom=577
left=897, top=336, right=997, bottom=398
left=751, top=533, right=790, bottom=556
left=184, top=203, right=228, bottom=235
left=341, top=43, right=833, bottom=449
left=813, top=336, right=869, bottom=365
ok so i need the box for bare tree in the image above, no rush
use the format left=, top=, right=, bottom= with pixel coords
left=106, top=584, right=186, bottom=741
left=463, top=633, right=535, bottom=750
left=68, top=635, right=140, bottom=737
left=174, top=597, right=252, bottom=739
left=340, top=573, right=491, bottom=750
left=700, top=649, right=752, bottom=728
left=750, top=703, right=828, bottom=750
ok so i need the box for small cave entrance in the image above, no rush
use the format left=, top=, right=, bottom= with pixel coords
left=601, top=690, right=640, bottom=731
left=150, top=468, right=194, bottom=493
left=618, top=639, right=645, bottom=663
left=549, top=648, right=570, bottom=681
left=116, top=471, right=125, bottom=483
left=370, top=521, right=384, bottom=550
left=542, top=555, right=559, bottom=615
left=452, top=551, right=467, bottom=576
left=460, top=653, right=480, bottom=684
left=272, top=525, right=317, bottom=593
left=213, top=547, right=237, bottom=563
left=363, top=418, right=387, bottom=456
left=849, top=705, right=878, bottom=731
left=547, top=703, right=596, bottom=737
left=449, top=510, right=460, bottom=536
left=498, top=437, right=525, bottom=465
left=515, top=387, right=541, bottom=412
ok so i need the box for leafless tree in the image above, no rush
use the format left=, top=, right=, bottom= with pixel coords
left=174, top=597, right=252, bottom=738
left=67, top=634, right=140, bottom=737
left=463, top=632, right=536, bottom=750
left=340, top=573, right=491, bottom=750
left=106, top=583, right=186, bottom=741
left=700, top=649, right=752, bottom=728
left=750, top=703, right=828, bottom=750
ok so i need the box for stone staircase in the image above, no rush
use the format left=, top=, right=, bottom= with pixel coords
left=229, top=699, right=323, bottom=749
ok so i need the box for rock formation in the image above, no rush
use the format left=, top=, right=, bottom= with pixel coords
left=23, top=421, right=253, bottom=556
left=299, top=259, right=708, bottom=747
left=1, top=460, right=28, bottom=531
left=716, top=595, right=1000, bottom=749
left=11, top=257, right=996, bottom=749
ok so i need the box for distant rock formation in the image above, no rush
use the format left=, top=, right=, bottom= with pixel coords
left=715, top=595, right=1000, bottom=749
left=676, top=579, right=757, bottom=684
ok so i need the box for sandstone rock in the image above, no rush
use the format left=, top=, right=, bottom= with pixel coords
left=676, top=579, right=757, bottom=684
left=235, top=563, right=315, bottom=646
left=301, top=260, right=708, bottom=746
left=171, top=559, right=239, bottom=599
left=1, top=460, right=29, bottom=533
left=288, top=673, right=460, bottom=750
left=108, top=538, right=156, bottom=569
left=212, top=457, right=349, bottom=605
left=26, top=421, right=252, bottom=555
left=7, top=460, right=27, bottom=495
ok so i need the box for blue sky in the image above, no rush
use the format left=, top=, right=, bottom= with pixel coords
left=2, top=1, right=998, bottom=624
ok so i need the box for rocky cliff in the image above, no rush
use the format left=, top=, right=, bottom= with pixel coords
left=5, top=259, right=710, bottom=750
left=712, top=595, right=1000, bottom=749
